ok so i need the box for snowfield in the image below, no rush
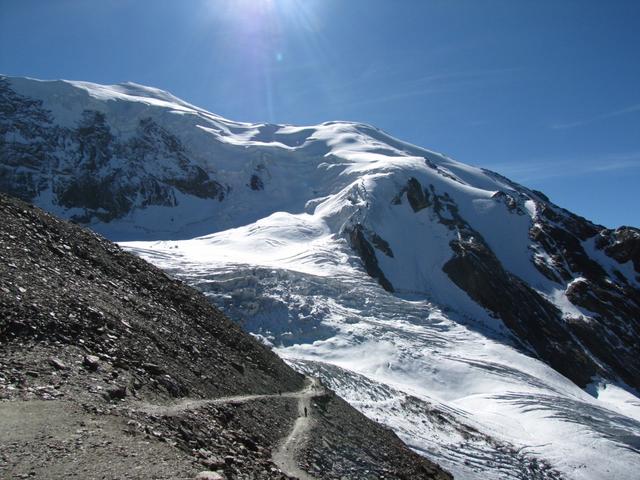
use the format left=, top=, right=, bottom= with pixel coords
left=3, top=76, right=639, bottom=479
left=126, top=230, right=640, bottom=480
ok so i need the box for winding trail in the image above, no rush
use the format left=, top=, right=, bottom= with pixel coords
left=130, top=377, right=324, bottom=479
left=272, top=378, right=321, bottom=480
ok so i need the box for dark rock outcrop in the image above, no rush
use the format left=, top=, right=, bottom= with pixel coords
left=597, top=226, right=640, bottom=276
left=371, top=232, right=394, bottom=258
left=391, top=177, right=431, bottom=211
left=406, top=177, right=430, bottom=212
left=527, top=202, right=640, bottom=389
left=443, top=228, right=597, bottom=387
left=348, top=224, right=394, bottom=292
left=387, top=177, right=640, bottom=390
left=249, top=174, right=264, bottom=191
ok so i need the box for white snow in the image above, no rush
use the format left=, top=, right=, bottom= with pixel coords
left=128, top=234, right=640, bottom=480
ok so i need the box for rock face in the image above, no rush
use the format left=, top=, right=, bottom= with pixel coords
left=596, top=227, right=640, bottom=275
left=389, top=176, right=640, bottom=390
left=0, top=78, right=224, bottom=225
left=348, top=225, right=395, bottom=292
left=0, top=193, right=451, bottom=480
left=441, top=215, right=596, bottom=387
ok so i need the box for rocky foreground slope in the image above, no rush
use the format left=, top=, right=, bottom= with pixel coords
left=0, top=193, right=451, bottom=480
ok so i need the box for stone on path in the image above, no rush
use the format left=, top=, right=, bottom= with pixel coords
left=195, top=471, right=225, bottom=480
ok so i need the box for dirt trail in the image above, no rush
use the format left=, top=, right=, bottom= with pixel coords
left=271, top=378, right=322, bottom=480
left=136, top=391, right=290, bottom=416
left=132, top=377, right=324, bottom=479
left=133, top=381, right=315, bottom=416
left=0, top=400, right=199, bottom=479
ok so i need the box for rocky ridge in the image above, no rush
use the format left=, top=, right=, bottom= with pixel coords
left=354, top=174, right=640, bottom=391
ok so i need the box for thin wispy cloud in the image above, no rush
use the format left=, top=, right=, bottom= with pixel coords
left=403, top=67, right=522, bottom=89
left=483, top=151, right=640, bottom=182
left=337, top=86, right=446, bottom=109
left=335, top=67, right=518, bottom=110
left=273, top=66, right=518, bottom=116
left=551, top=103, right=640, bottom=129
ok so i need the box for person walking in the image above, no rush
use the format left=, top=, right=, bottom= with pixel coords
left=304, top=406, right=308, bottom=417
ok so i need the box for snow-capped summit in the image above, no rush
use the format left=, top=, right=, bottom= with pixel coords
left=1, top=75, right=639, bottom=480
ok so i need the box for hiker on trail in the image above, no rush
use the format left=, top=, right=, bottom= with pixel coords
left=278, top=389, right=281, bottom=396
left=304, top=406, right=308, bottom=417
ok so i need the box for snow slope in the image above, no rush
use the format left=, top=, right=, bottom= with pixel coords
left=126, top=224, right=640, bottom=480
left=2, top=76, right=640, bottom=479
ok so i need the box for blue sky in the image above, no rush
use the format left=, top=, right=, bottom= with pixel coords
left=1, top=0, right=638, bottom=227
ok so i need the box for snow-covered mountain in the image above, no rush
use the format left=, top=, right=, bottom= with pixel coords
left=2, top=75, right=639, bottom=480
